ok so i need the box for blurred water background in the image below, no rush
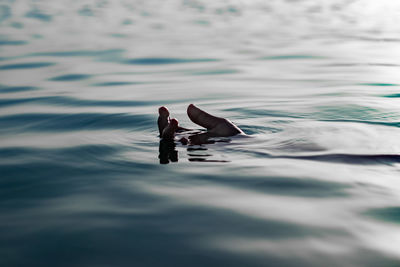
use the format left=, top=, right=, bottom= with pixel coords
left=1, top=0, right=400, bottom=266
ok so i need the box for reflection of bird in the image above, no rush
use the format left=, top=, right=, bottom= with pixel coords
left=158, top=139, right=178, bottom=164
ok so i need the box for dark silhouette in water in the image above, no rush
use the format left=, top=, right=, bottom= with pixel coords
left=158, top=104, right=243, bottom=142
left=160, top=118, right=179, bottom=140
left=186, top=104, right=243, bottom=137
left=157, top=104, right=244, bottom=163
left=157, top=106, right=170, bottom=136
left=158, top=139, right=178, bottom=164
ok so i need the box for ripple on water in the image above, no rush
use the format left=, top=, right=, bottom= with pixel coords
left=30, top=49, right=125, bottom=62
left=315, top=104, right=387, bottom=121
left=0, top=96, right=175, bottom=108
left=0, top=1, right=400, bottom=266
left=124, top=57, right=219, bottom=65
left=0, top=85, right=38, bottom=93
left=0, top=62, right=55, bottom=70
left=284, top=153, right=400, bottom=166
left=233, top=104, right=400, bottom=126
left=187, top=69, right=239, bottom=75
left=259, top=55, right=325, bottom=60
left=31, top=49, right=123, bottom=57
left=360, top=83, right=398, bottom=86
left=0, top=5, right=11, bottom=22
left=236, top=125, right=282, bottom=135
left=0, top=144, right=125, bottom=161
left=194, top=174, right=351, bottom=198
left=25, top=8, right=52, bottom=22
left=49, top=74, right=92, bottom=81
left=0, top=113, right=155, bottom=132
left=0, top=40, right=27, bottom=46
left=0, top=144, right=122, bottom=163
left=78, top=5, right=94, bottom=17
left=93, top=81, right=142, bottom=87
left=364, top=207, right=400, bottom=224
left=225, top=107, right=304, bottom=119
left=10, top=22, right=23, bottom=29
left=383, top=94, right=400, bottom=98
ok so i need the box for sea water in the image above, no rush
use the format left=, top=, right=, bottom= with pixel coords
left=1, top=0, right=400, bottom=266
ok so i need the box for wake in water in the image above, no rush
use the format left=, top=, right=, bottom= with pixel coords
left=157, top=104, right=400, bottom=165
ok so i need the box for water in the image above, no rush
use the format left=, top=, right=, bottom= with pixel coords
left=1, top=0, right=400, bottom=266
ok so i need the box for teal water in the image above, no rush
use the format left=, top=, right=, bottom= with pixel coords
left=1, top=1, right=400, bottom=266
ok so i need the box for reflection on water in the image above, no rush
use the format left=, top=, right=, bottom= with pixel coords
left=159, top=133, right=233, bottom=163
left=159, top=139, right=178, bottom=164
left=1, top=0, right=400, bottom=266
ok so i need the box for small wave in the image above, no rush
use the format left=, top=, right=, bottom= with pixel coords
left=225, top=107, right=303, bottom=119
left=323, top=64, right=400, bottom=68
left=195, top=174, right=350, bottom=198
left=320, top=119, right=400, bottom=128
left=10, top=22, right=23, bottom=29
left=238, top=125, right=282, bottom=135
left=0, top=113, right=154, bottom=132
left=0, top=40, right=27, bottom=46
left=49, top=74, right=91, bottom=82
left=0, top=5, right=10, bottom=22
left=246, top=149, right=400, bottom=165
left=93, top=81, right=141, bottom=87
left=339, top=34, right=400, bottom=43
left=188, top=69, right=238, bottom=75
left=0, top=96, right=173, bottom=108
left=360, top=83, right=397, bottom=86
left=25, top=8, right=52, bottom=22
left=0, top=95, right=212, bottom=108
left=0, top=62, right=55, bottom=70
left=78, top=5, right=94, bottom=17
left=30, top=49, right=124, bottom=59
left=0, top=85, right=38, bottom=93
left=382, top=94, right=400, bottom=98
left=284, top=153, right=400, bottom=165
left=124, top=57, right=218, bottom=65
left=188, top=158, right=229, bottom=162
left=364, top=207, right=400, bottom=224
left=0, top=145, right=122, bottom=160
left=259, top=55, right=324, bottom=60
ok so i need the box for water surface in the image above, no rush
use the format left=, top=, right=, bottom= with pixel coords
left=1, top=1, right=400, bottom=266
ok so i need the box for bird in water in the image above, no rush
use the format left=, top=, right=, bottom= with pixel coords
left=158, top=104, right=243, bottom=142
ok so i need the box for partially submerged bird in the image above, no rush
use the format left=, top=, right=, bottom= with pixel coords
left=186, top=104, right=243, bottom=137
left=157, top=106, right=170, bottom=136
left=157, top=104, right=243, bottom=141
left=161, top=118, right=179, bottom=140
